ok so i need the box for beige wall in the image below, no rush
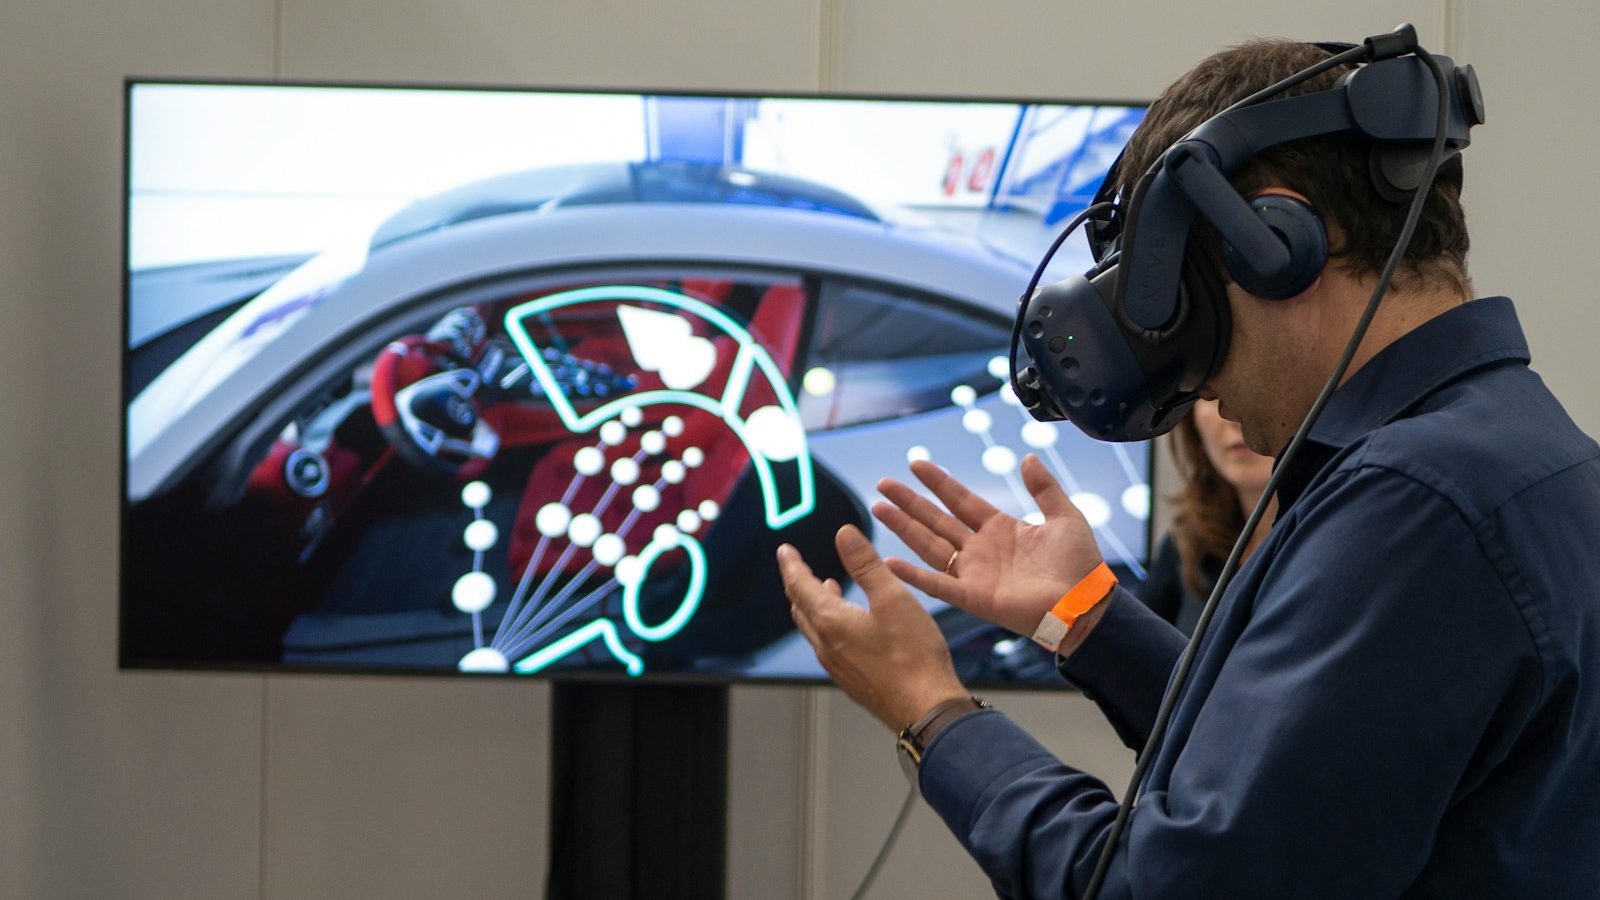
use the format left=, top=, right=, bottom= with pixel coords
left=2, top=1, right=1595, bottom=897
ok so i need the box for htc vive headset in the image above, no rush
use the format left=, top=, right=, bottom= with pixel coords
left=1010, top=24, right=1486, bottom=441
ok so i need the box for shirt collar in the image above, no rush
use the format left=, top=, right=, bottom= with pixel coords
left=1303, top=295, right=1531, bottom=450
left=1269, top=296, right=1529, bottom=514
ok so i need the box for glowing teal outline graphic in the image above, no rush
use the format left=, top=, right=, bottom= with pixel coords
left=622, top=531, right=708, bottom=641
left=503, top=285, right=815, bottom=529
left=513, top=619, right=644, bottom=676
left=499, top=284, right=816, bottom=677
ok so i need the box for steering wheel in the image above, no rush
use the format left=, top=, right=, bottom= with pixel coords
left=371, top=336, right=501, bottom=475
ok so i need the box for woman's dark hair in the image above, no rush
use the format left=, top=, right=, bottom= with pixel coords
left=1168, top=414, right=1245, bottom=598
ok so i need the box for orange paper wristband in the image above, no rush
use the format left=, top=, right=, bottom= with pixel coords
left=1050, top=561, right=1118, bottom=628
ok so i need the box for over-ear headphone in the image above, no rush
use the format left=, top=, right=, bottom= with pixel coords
left=1222, top=194, right=1327, bottom=300
left=1010, top=24, right=1485, bottom=441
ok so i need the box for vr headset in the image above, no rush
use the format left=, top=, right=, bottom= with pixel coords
left=1010, top=24, right=1486, bottom=441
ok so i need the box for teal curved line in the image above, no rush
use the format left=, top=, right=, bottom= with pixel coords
left=502, top=285, right=814, bottom=529
left=622, top=531, right=708, bottom=642
left=512, top=618, right=645, bottom=677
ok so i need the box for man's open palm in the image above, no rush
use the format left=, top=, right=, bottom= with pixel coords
left=872, top=453, right=1105, bottom=637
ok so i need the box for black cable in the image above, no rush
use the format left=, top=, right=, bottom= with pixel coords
left=1008, top=201, right=1118, bottom=398
left=1080, top=42, right=1452, bottom=900
left=849, top=782, right=920, bottom=900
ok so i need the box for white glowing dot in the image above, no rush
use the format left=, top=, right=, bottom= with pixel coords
left=982, top=445, right=1018, bottom=475
left=681, top=447, right=704, bottom=468
left=906, top=445, right=932, bottom=463
left=593, top=533, right=626, bottom=567
left=987, top=356, right=1011, bottom=380
left=745, top=405, right=805, bottom=462
left=1024, top=511, right=1046, bottom=525
left=621, top=407, right=644, bottom=427
left=464, top=519, right=499, bottom=552
left=460, top=481, right=491, bottom=509
left=653, top=523, right=680, bottom=545
left=697, top=500, right=720, bottom=521
left=632, top=484, right=661, bottom=513
left=640, top=431, right=666, bottom=454
left=568, top=513, right=602, bottom=547
left=1022, top=420, right=1060, bottom=449
left=677, top=510, right=702, bottom=533
left=1122, top=483, right=1151, bottom=520
left=452, top=571, right=496, bottom=614
left=1070, top=492, right=1113, bottom=529
left=615, top=555, right=644, bottom=587
left=610, top=457, right=640, bottom=486
left=600, top=420, right=627, bottom=446
left=573, top=446, right=605, bottom=476
left=536, top=502, right=572, bottom=538
left=803, top=367, right=837, bottom=396
left=962, top=408, right=993, bottom=434
left=950, top=385, right=977, bottom=408
left=662, top=415, right=685, bottom=437
left=458, top=647, right=509, bottom=673
left=999, top=384, right=1023, bottom=407
left=662, top=460, right=686, bottom=484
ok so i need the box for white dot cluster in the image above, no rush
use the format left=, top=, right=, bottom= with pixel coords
left=574, top=446, right=605, bottom=476
left=460, top=481, right=491, bottom=509
left=458, top=647, right=509, bottom=673
left=568, top=513, right=602, bottom=547
left=464, top=519, right=498, bottom=552
left=615, top=555, right=645, bottom=587
left=536, top=502, right=572, bottom=538
left=803, top=366, right=836, bottom=396
left=1022, top=420, right=1059, bottom=449
left=1070, top=491, right=1112, bottom=529
left=610, top=457, right=640, bottom=485
left=961, top=408, right=992, bottom=434
left=982, top=445, right=1017, bottom=475
left=455, top=482, right=502, bottom=614
left=452, top=571, right=496, bottom=614
left=593, top=533, right=626, bottom=566
left=633, top=485, right=661, bottom=512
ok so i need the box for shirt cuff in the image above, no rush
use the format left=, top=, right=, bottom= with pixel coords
left=916, top=709, right=1058, bottom=832
left=1057, top=586, right=1187, bottom=751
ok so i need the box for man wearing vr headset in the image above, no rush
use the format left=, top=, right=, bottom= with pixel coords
left=780, top=33, right=1600, bottom=898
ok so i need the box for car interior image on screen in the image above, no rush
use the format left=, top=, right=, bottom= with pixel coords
left=122, top=82, right=1149, bottom=684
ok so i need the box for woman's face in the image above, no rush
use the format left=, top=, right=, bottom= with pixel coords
left=1192, top=398, right=1275, bottom=499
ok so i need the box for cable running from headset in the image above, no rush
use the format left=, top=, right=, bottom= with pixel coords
left=1079, top=29, right=1456, bottom=900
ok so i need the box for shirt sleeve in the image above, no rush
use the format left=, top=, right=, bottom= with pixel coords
left=1057, top=586, right=1187, bottom=752
left=916, top=464, right=1540, bottom=899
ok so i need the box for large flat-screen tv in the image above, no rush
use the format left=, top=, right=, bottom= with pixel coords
left=121, top=81, right=1149, bottom=685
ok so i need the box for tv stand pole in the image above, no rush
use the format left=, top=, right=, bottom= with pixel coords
left=545, top=681, right=729, bottom=899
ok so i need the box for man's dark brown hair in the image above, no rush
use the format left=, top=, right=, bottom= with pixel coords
left=1119, top=39, right=1471, bottom=294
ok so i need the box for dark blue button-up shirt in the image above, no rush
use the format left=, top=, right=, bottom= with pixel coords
left=919, top=297, right=1600, bottom=898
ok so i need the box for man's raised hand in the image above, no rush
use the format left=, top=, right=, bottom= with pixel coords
left=871, top=453, right=1104, bottom=638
